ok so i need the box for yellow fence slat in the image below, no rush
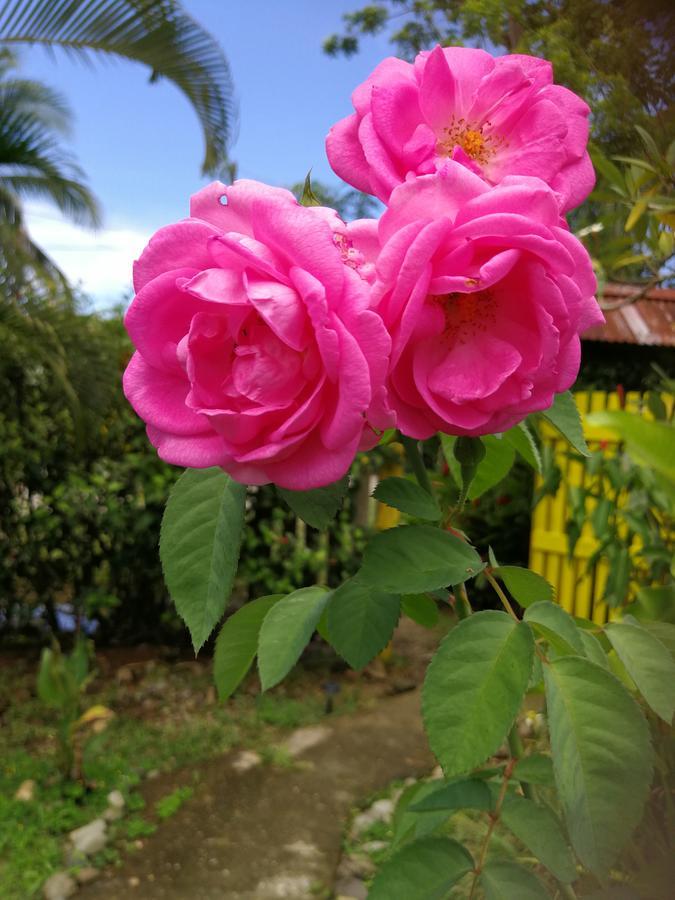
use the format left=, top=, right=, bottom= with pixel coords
left=529, top=390, right=671, bottom=623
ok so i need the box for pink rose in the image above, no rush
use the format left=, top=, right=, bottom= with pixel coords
left=327, top=45, right=593, bottom=213
left=123, top=180, right=391, bottom=489
left=371, top=162, right=604, bottom=438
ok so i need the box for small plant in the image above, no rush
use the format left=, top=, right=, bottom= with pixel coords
left=155, top=786, right=194, bottom=820
left=36, top=637, right=113, bottom=780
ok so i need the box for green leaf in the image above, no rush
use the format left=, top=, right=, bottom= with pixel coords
left=542, top=392, right=590, bottom=456
left=410, top=778, right=493, bottom=813
left=544, top=656, right=653, bottom=876
left=442, top=434, right=516, bottom=499
left=524, top=601, right=584, bottom=655
left=500, top=796, right=577, bottom=883
left=495, top=567, right=554, bottom=609
left=66, top=637, right=90, bottom=687
left=213, top=595, right=282, bottom=700
left=423, top=611, right=534, bottom=776
left=391, top=782, right=449, bottom=848
left=503, top=422, right=542, bottom=472
left=368, top=836, right=473, bottom=900
left=480, top=860, right=550, bottom=900
left=585, top=412, right=674, bottom=484
left=257, top=587, right=329, bottom=690
left=401, top=594, right=440, bottom=628
left=373, top=476, right=441, bottom=520
left=642, top=621, right=675, bottom=658
left=325, top=579, right=400, bottom=669
left=360, top=525, right=484, bottom=593
left=577, top=630, right=609, bottom=669
left=605, top=621, right=675, bottom=723
left=277, top=476, right=349, bottom=529
left=513, top=753, right=555, bottom=787
left=160, top=468, right=246, bottom=652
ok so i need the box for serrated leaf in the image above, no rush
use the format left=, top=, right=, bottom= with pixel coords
left=500, top=796, right=577, bottom=882
left=525, top=601, right=584, bottom=655
left=360, top=525, right=484, bottom=593
left=513, top=753, right=555, bottom=786
left=213, top=595, right=282, bottom=700
left=410, top=778, right=493, bottom=813
left=257, top=586, right=329, bottom=690
left=160, top=468, right=246, bottom=652
left=325, top=579, right=400, bottom=669
left=605, top=621, right=675, bottom=722
left=578, top=630, right=609, bottom=668
left=442, top=434, right=516, bottom=499
left=423, top=611, right=534, bottom=777
left=504, top=422, right=542, bottom=472
left=480, top=860, right=550, bottom=900
left=542, top=392, right=590, bottom=456
left=277, top=476, right=349, bottom=529
left=495, top=567, right=554, bottom=609
left=373, top=476, right=441, bottom=520
left=401, top=594, right=439, bottom=628
left=544, top=656, right=653, bottom=876
left=368, top=836, right=474, bottom=900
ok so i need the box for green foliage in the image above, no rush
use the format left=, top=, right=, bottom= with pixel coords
left=160, top=468, right=247, bottom=652
left=422, top=612, right=534, bottom=776
left=257, top=586, right=329, bottom=690
left=372, top=475, right=441, bottom=520
left=499, top=796, right=577, bottom=883
left=542, top=392, right=590, bottom=457
left=213, top=595, right=282, bottom=701
left=324, top=579, right=400, bottom=669
left=605, top=621, right=675, bottom=723
left=360, top=524, right=483, bottom=593
left=155, top=786, right=193, bottom=820
left=368, top=836, right=474, bottom=899
left=480, top=860, right=549, bottom=900
left=443, top=434, right=515, bottom=500
left=409, top=778, right=492, bottom=813
left=278, top=476, right=349, bottom=529
left=494, top=567, right=554, bottom=609
left=401, top=593, right=439, bottom=628
left=524, top=601, right=584, bottom=656
left=544, top=656, right=654, bottom=876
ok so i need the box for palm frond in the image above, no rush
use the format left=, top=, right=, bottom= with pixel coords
left=0, top=0, right=238, bottom=174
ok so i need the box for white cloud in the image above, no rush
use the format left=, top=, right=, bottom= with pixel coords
left=23, top=202, right=150, bottom=306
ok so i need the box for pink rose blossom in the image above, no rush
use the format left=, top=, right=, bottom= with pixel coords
left=123, top=180, right=391, bottom=489
left=327, top=45, right=594, bottom=213
left=371, top=162, right=604, bottom=438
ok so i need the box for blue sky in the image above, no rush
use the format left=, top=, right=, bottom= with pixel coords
left=20, top=0, right=395, bottom=305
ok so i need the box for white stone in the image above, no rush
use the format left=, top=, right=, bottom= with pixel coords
left=351, top=798, right=394, bottom=835
left=232, top=750, right=262, bottom=773
left=361, top=840, right=388, bottom=854
left=69, top=818, right=107, bottom=856
left=43, top=872, right=76, bottom=900
left=253, top=874, right=313, bottom=898
left=75, top=867, right=99, bottom=884
left=283, top=839, right=322, bottom=860
left=335, top=877, right=368, bottom=900
left=107, top=789, right=125, bottom=809
left=283, top=725, right=331, bottom=758
left=15, top=779, right=36, bottom=802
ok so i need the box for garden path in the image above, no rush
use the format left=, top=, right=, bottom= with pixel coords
left=79, top=685, right=434, bottom=899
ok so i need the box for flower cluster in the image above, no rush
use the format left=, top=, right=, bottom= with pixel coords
left=124, top=45, right=603, bottom=488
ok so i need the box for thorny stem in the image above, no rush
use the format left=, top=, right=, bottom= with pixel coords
left=401, top=434, right=434, bottom=495
left=485, top=570, right=519, bottom=620
left=468, top=757, right=516, bottom=899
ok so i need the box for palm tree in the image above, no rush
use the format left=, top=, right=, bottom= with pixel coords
left=0, top=0, right=238, bottom=175
left=0, top=48, right=100, bottom=294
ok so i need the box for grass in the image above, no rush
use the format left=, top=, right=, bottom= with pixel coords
left=0, top=656, right=359, bottom=899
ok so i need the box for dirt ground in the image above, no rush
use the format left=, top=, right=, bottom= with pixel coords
left=73, top=618, right=444, bottom=899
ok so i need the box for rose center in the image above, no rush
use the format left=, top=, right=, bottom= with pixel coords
left=437, top=117, right=504, bottom=165
left=431, top=289, right=497, bottom=345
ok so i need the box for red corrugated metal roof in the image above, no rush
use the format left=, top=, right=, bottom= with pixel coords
left=583, top=283, right=675, bottom=346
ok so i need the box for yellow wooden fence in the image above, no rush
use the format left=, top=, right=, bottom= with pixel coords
left=528, top=390, right=664, bottom=624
